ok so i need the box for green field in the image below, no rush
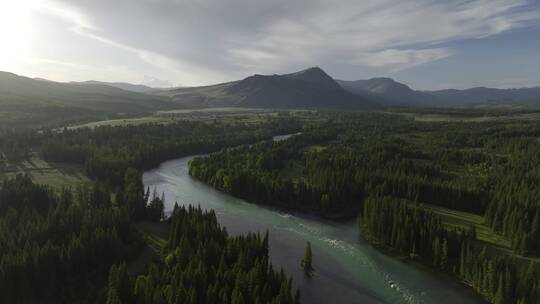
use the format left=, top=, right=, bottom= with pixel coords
left=0, top=157, right=89, bottom=188
left=422, top=204, right=510, bottom=248
left=68, top=107, right=278, bottom=129
left=421, top=203, right=540, bottom=263
left=128, top=221, right=169, bottom=274
left=66, top=107, right=322, bottom=129
left=389, top=110, right=540, bottom=122
left=156, top=107, right=267, bottom=115
left=69, top=115, right=169, bottom=129
left=135, top=221, right=169, bottom=250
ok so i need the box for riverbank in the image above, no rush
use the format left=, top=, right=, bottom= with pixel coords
left=361, top=230, right=489, bottom=304
left=143, top=155, right=486, bottom=304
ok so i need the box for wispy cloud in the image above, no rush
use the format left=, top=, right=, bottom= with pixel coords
left=21, top=0, right=540, bottom=85
left=353, top=49, right=453, bottom=73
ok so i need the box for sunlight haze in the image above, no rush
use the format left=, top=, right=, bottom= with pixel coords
left=1, top=0, right=540, bottom=88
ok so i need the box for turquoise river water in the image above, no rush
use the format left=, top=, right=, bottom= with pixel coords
left=142, top=134, right=484, bottom=304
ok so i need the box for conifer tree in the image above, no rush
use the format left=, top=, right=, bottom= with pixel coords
left=301, top=241, right=314, bottom=276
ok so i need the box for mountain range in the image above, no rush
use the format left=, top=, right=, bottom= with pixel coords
left=1, top=67, right=539, bottom=127
left=337, top=78, right=540, bottom=107
left=154, top=67, right=374, bottom=109
left=69, top=80, right=156, bottom=93
left=74, top=68, right=540, bottom=108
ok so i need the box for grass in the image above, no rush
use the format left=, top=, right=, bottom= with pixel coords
left=414, top=203, right=540, bottom=265
left=67, top=107, right=317, bottom=129
left=69, top=116, right=169, bottom=129
left=68, top=109, right=270, bottom=129
left=304, top=144, right=326, bottom=153
left=388, top=110, right=540, bottom=122
left=0, top=156, right=89, bottom=189
left=422, top=204, right=511, bottom=249
left=136, top=221, right=169, bottom=251
left=128, top=221, right=169, bottom=275
left=156, top=107, right=266, bottom=115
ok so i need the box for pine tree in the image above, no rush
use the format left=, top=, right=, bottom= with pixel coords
left=440, top=238, right=448, bottom=270
left=301, top=241, right=314, bottom=276
left=493, top=276, right=505, bottom=304
left=106, top=289, right=122, bottom=304
left=409, top=241, right=418, bottom=260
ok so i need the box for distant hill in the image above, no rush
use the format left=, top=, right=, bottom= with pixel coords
left=71, top=80, right=156, bottom=93
left=158, top=67, right=375, bottom=109
left=0, top=71, right=177, bottom=127
left=338, top=77, right=540, bottom=107
left=426, top=87, right=540, bottom=106
left=337, top=78, right=436, bottom=106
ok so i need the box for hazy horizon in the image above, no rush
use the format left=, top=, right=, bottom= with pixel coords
left=5, top=65, right=540, bottom=92
left=2, top=0, right=540, bottom=90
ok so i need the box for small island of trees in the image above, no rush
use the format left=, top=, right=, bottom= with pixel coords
left=301, top=241, right=314, bottom=276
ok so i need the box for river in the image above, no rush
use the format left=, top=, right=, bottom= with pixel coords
left=142, top=134, right=484, bottom=304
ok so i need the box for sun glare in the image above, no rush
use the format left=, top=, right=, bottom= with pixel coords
left=0, top=0, right=37, bottom=70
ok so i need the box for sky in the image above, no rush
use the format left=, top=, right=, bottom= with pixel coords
left=0, top=0, right=539, bottom=90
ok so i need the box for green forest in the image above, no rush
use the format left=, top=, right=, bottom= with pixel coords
left=188, top=111, right=540, bottom=304
left=1, top=110, right=540, bottom=303
left=0, top=114, right=301, bottom=303
left=106, top=204, right=299, bottom=304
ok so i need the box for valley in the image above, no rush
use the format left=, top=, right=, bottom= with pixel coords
left=2, top=2, right=540, bottom=303
left=2, top=109, right=539, bottom=303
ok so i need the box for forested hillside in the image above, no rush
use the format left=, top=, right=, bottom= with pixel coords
left=0, top=72, right=177, bottom=128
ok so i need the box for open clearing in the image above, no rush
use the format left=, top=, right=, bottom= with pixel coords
left=0, top=157, right=88, bottom=188
left=389, top=111, right=540, bottom=122
left=128, top=221, right=169, bottom=275
left=414, top=204, right=540, bottom=264
left=67, top=107, right=317, bottom=129
left=69, top=107, right=272, bottom=129
left=422, top=204, right=510, bottom=248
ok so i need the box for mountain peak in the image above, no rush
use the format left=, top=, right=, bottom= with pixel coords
left=338, top=77, right=414, bottom=97
left=299, top=66, right=325, bottom=73
left=367, top=77, right=394, bottom=82
left=285, top=66, right=341, bottom=89
left=288, top=66, right=327, bottom=78
left=362, top=77, right=412, bottom=91
left=337, top=77, right=434, bottom=106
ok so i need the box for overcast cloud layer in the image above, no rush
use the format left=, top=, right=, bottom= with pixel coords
left=3, top=0, right=540, bottom=88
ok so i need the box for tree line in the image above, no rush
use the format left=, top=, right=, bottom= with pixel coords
left=106, top=204, right=299, bottom=304
left=362, top=193, right=538, bottom=304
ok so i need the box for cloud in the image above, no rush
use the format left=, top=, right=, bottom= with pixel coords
left=23, top=0, right=540, bottom=84
left=36, top=0, right=226, bottom=85
left=143, top=75, right=173, bottom=88
left=354, top=48, right=453, bottom=73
